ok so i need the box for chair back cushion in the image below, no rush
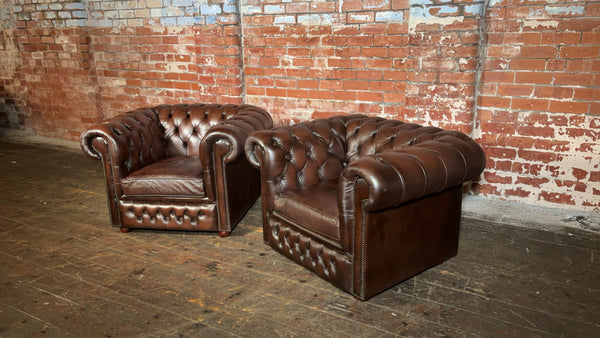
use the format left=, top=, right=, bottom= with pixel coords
left=343, top=116, right=445, bottom=164
left=157, top=103, right=249, bottom=156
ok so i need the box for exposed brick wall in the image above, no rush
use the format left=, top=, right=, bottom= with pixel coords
left=241, top=0, right=411, bottom=125
left=476, top=0, right=600, bottom=211
left=406, top=0, right=484, bottom=134
left=0, top=0, right=598, bottom=212
left=0, top=1, right=29, bottom=129
left=1, top=0, right=242, bottom=139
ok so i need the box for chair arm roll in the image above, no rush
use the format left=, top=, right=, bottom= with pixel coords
left=203, top=105, right=273, bottom=163
left=341, top=136, right=485, bottom=212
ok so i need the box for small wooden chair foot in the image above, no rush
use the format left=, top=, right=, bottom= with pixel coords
left=119, top=227, right=131, bottom=233
left=218, top=231, right=230, bottom=237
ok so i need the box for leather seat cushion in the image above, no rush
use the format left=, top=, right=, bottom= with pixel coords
left=273, top=181, right=340, bottom=242
left=121, top=156, right=205, bottom=198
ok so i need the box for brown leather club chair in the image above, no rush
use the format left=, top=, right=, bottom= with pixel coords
left=81, top=103, right=272, bottom=236
left=245, top=114, right=486, bottom=300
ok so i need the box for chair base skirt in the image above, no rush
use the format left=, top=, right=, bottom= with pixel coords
left=117, top=200, right=220, bottom=232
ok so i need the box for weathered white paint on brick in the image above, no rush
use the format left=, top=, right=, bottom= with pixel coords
left=523, top=19, right=559, bottom=29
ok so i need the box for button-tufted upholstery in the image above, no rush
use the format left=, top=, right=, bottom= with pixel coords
left=245, top=114, right=486, bottom=300
left=81, top=103, right=272, bottom=236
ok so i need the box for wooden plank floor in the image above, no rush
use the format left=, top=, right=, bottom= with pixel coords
left=0, top=136, right=599, bottom=337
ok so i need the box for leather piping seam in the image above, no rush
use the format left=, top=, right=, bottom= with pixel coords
left=360, top=198, right=367, bottom=300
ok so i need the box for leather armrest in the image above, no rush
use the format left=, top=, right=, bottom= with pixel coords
left=201, top=105, right=272, bottom=163
left=80, top=108, right=166, bottom=179
left=341, top=132, right=486, bottom=212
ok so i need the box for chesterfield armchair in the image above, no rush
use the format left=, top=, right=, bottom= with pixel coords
left=81, top=103, right=272, bottom=236
left=245, top=115, right=485, bottom=300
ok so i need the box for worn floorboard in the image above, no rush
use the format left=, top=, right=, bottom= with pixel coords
left=0, top=137, right=598, bottom=337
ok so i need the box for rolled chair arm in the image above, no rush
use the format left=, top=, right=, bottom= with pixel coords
left=201, top=105, right=272, bottom=163
left=341, top=132, right=486, bottom=212
left=80, top=109, right=166, bottom=178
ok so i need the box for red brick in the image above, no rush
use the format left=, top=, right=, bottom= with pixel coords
left=566, top=59, right=595, bottom=72
left=333, top=90, right=357, bottom=101
left=498, top=84, right=534, bottom=97
left=308, top=90, right=332, bottom=100
left=515, top=124, right=555, bottom=139
left=486, top=45, right=520, bottom=58
left=560, top=46, right=600, bottom=59
left=520, top=46, right=558, bottom=58
left=534, top=86, right=573, bottom=99
left=343, top=80, right=370, bottom=91
left=287, top=89, right=309, bottom=99
left=383, top=92, right=405, bottom=103
left=481, top=122, right=517, bottom=135
left=502, top=32, right=541, bottom=45
left=293, top=58, right=314, bottom=67
left=573, top=88, right=600, bottom=101
left=582, top=31, right=600, bottom=44
left=478, top=96, right=511, bottom=109
left=362, top=47, right=388, bottom=58
left=533, top=139, right=570, bottom=152
left=541, top=32, right=581, bottom=45
left=549, top=101, right=589, bottom=114
left=358, top=91, right=384, bottom=102
left=342, top=0, right=362, bottom=11
left=515, top=72, right=553, bottom=84
left=484, top=172, right=513, bottom=184
left=512, top=98, right=549, bottom=111
left=481, top=71, right=515, bottom=84
left=357, top=70, right=383, bottom=80
left=505, top=187, right=532, bottom=198
left=509, top=59, right=546, bottom=71
left=554, top=73, right=594, bottom=86
left=520, top=149, right=558, bottom=163
left=486, top=146, right=517, bottom=160
left=246, top=86, right=265, bottom=96
left=539, top=191, right=575, bottom=205
left=561, top=18, right=600, bottom=32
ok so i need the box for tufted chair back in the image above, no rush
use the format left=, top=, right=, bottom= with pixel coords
left=248, top=114, right=454, bottom=196
left=157, top=104, right=248, bottom=157
left=254, top=117, right=348, bottom=195
left=343, top=115, right=449, bottom=164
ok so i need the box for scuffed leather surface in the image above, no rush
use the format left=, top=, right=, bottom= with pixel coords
left=121, top=156, right=205, bottom=198
left=273, top=180, right=340, bottom=245
left=245, top=114, right=486, bottom=299
left=80, top=103, right=272, bottom=233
